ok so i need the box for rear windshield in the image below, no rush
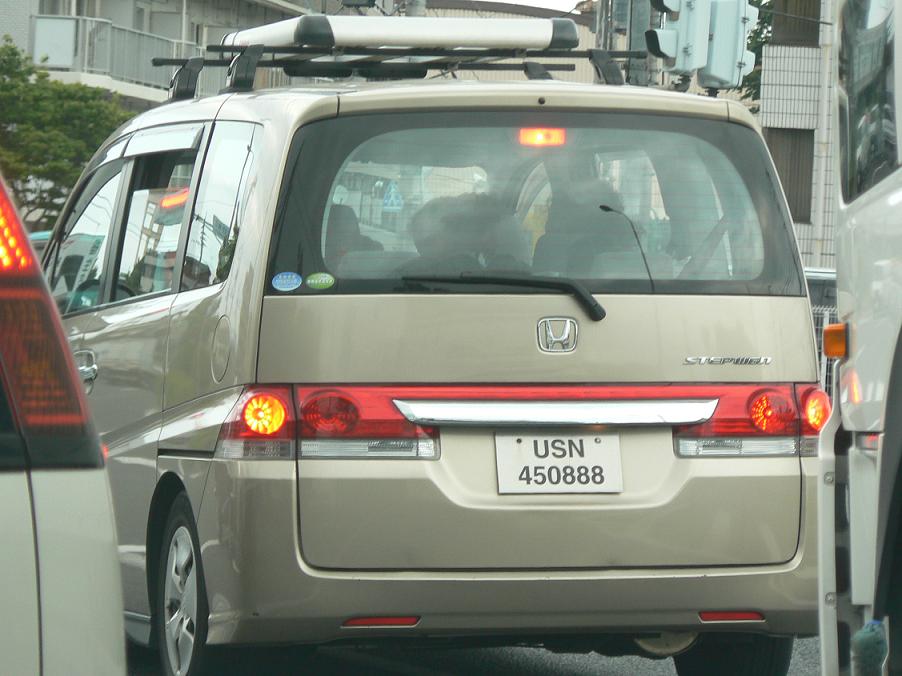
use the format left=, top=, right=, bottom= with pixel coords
left=269, top=111, right=804, bottom=296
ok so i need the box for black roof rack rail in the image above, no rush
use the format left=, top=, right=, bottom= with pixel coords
left=151, top=46, right=647, bottom=99
left=167, top=56, right=205, bottom=102
left=224, top=44, right=264, bottom=92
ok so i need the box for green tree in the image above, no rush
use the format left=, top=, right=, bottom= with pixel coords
left=739, top=0, right=774, bottom=107
left=0, top=36, right=133, bottom=231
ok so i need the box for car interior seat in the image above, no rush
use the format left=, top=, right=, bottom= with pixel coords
left=324, top=204, right=383, bottom=271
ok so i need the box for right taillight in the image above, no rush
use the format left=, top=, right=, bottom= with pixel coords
left=796, top=384, right=831, bottom=446
left=296, top=386, right=438, bottom=459
left=674, top=385, right=821, bottom=457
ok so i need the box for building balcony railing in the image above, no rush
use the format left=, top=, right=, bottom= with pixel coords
left=30, top=15, right=251, bottom=99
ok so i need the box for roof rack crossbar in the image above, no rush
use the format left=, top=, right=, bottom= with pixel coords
left=152, top=47, right=641, bottom=88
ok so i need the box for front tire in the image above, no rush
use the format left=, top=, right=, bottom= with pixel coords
left=155, top=493, right=209, bottom=676
left=673, top=633, right=794, bottom=676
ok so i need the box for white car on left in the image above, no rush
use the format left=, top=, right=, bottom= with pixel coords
left=0, top=172, right=125, bottom=675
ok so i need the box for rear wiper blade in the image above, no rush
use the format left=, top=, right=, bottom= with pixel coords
left=401, top=273, right=606, bottom=321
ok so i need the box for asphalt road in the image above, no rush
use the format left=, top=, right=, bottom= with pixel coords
left=128, top=636, right=820, bottom=675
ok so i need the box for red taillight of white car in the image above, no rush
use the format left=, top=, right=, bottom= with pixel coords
left=0, top=178, right=102, bottom=467
left=674, top=384, right=830, bottom=457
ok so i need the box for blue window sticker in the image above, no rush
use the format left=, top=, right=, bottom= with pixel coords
left=271, top=271, right=303, bottom=292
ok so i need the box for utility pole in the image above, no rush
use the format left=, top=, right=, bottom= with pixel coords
left=627, top=0, right=651, bottom=85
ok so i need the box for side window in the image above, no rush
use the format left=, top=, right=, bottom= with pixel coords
left=838, top=0, right=897, bottom=200
left=114, top=150, right=197, bottom=300
left=49, top=164, right=124, bottom=315
left=181, top=122, right=258, bottom=291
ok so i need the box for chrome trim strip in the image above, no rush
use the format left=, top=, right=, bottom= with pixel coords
left=392, top=399, right=719, bottom=427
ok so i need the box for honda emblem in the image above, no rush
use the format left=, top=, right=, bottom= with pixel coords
left=537, top=317, right=578, bottom=353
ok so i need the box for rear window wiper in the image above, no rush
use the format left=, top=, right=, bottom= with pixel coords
left=401, top=273, right=606, bottom=321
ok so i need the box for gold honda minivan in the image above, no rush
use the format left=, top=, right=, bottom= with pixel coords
left=43, top=16, right=828, bottom=676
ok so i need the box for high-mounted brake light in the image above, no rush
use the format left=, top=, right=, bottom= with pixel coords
left=159, top=187, right=189, bottom=210
left=0, top=177, right=102, bottom=468
left=519, top=128, right=567, bottom=147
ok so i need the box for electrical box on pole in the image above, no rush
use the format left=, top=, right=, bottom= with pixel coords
left=644, top=0, right=712, bottom=75
left=697, top=0, right=759, bottom=89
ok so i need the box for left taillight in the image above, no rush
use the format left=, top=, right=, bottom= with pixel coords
left=214, top=387, right=295, bottom=459
left=0, top=177, right=102, bottom=468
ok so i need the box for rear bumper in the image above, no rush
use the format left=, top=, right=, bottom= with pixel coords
left=195, top=458, right=818, bottom=646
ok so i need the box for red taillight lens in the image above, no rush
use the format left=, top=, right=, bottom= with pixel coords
left=301, top=392, right=360, bottom=435
left=673, top=384, right=802, bottom=456
left=0, top=202, right=31, bottom=273
left=748, top=390, right=795, bottom=434
left=216, top=387, right=295, bottom=459
left=243, top=394, right=287, bottom=435
left=0, top=178, right=101, bottom=467
left=296, top=387, right=438, bottom=458
left=796, top=385, right=831, bottom=435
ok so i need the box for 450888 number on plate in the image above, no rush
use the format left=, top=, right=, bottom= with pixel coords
left=494, top=433, right=624, bottom=494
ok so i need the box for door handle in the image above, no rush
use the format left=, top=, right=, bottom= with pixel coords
left=72, top=350, right=98, bottom=383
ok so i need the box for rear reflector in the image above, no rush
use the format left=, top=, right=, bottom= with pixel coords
left=699, top=611, right=765, bottom=622
left=342, top=616, right=420, bottom=628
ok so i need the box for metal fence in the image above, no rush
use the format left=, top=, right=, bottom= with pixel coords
left=32, top=15, right=300, bottom=98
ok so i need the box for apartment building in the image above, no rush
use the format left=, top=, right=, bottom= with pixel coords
left=759, top=0, right=836, bottom=269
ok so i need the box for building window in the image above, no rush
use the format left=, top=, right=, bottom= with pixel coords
left=772, top=0, right=821, bottom=46
left=837, top=0, right=897, bottom=201
left=764, top=127, right=815, bottom=223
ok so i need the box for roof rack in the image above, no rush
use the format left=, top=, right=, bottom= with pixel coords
left=152, top=16, right=646, bottom=100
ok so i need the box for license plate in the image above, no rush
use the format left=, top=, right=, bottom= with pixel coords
left=494, top=433, right=623, bottom=494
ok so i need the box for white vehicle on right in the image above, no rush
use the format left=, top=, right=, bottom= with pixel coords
left=819, top=0, right=901, bottom=673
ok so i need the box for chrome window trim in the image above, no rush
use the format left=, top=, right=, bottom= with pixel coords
left=392, top=399, right=719, bottom=427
